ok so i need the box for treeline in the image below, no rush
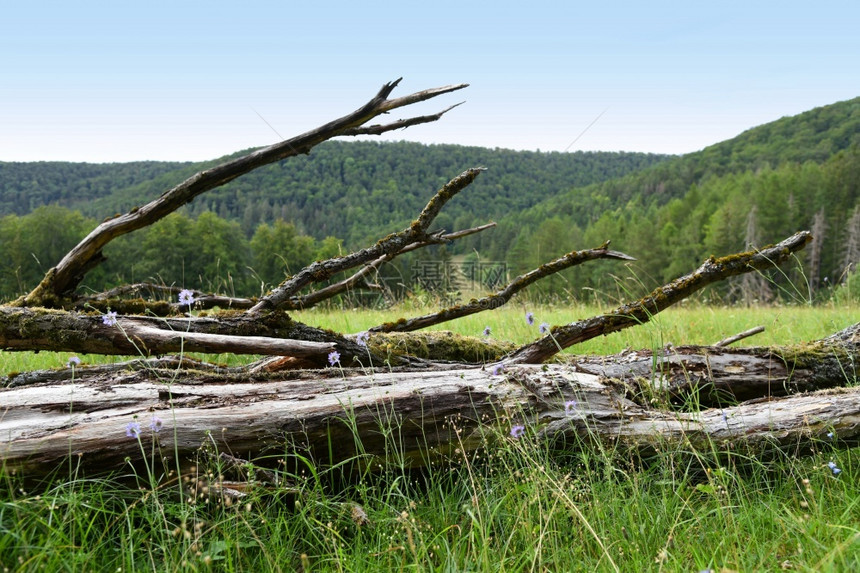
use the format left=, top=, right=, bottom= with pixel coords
left=2, top=148, right=857, bottom=304
left=498, top=148, right=860, bottom=303
left=0, top=142, right=671, bottom=244
left=482, top=97, right=860, bottom=302
left=0, top=208, right=345, bottom=301
left=0, top=160, right=192, bottom=215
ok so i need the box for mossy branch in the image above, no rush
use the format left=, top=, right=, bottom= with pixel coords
left=74, top=284, right=255, bottom=315
left=248, top=167, right=486, bottom=314
left=506, top=231, right=813, bottom=364
left=369, top=241, right=635, bottom=333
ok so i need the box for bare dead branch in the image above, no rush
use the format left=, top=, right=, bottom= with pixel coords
left=341, top=102, right=465, bottom=136
left=369, top=242, right=635, bottom=333
left=248, top=168, right=486, bottom=314
left=119, top=321, right=334, bottom=357
left=175, top=294, right=255, bottom=311
left=714, top=326, right=765, bottom=347
left=17, top=79, right=468, bottom=306
left=506, top=231, right=812, bottom=364
left=284, top=223, right=496, bottom=310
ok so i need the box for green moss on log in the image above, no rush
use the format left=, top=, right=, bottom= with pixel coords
left=367, top=331, right=514, bottom=363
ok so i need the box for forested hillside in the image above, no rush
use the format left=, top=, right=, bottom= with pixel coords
left=0, top=161, right=191, bottom=214
left=495, top=97, right=860, bottom=301
left=0, top=143, right=668, bottom=301
left=1, top=97, right=858, bottom=304
left=0, top=143, right=668, bottom=242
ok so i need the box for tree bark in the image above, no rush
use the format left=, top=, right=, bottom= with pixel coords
left=3, top=333, right=857, bottom=478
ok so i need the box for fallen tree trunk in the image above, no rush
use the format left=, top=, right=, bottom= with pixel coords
left=3, top=334, right=857, bottom=478
left=2, top=79, right=855, bottom=482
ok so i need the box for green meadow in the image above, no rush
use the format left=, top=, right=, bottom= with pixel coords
left=2, top=304, right=858, bottom=572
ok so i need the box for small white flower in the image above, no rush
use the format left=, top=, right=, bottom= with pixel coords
left=178, top=289, right=195, bottom=306
left=356, top=331, right=370, bottom=348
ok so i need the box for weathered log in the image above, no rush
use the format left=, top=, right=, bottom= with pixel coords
left=3, top=337, right=857, bottom=478
left=0, top=306, right=408, bottom=373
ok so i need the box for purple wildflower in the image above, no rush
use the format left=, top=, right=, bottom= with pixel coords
left=149, top=416, right=163, bottom=434
left=827, top=461, right=842, bottom=476
left=491, top=364, right=505, bottom=376
left=102, top=311, right=118, bottom=326
left=525, top=312, right=535, bottom=326
left=510, top=425, right=525, bottom=439
left=483, top=326, right=491, bottom=337
left=827, top=431, right=835, bottom=439
left=356, top=331, right=370, bottom=348
left=564, top=400, right=577, bottom=416
left=125, top=421, right=141, bottom=439
left=178, top=289, right=195, bottom=306
left=539, top=322, right=550, bottom=334
left=67, top=356, right=81, bottom=368
left=328, top=350, right=341, bottom=366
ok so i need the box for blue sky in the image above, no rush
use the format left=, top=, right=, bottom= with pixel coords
left=2, top=1, right=858, bottom=162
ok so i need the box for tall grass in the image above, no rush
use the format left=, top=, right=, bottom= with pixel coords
left=2, top=415, right=857, bottom=571
left=2, top=303, right=858, bottom=571
left=293, top=301, right=857, bottom=354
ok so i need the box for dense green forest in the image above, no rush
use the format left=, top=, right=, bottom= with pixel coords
left=496, top=97, right=860, bottom=301
left=1, top=96, right=858, bottom=304
left=0, top=143, right=669, bottom=242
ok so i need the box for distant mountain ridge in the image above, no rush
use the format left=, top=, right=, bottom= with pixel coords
left=0, top=160, right=192, bottom=215
left=3, top=96, right=857, bottom=244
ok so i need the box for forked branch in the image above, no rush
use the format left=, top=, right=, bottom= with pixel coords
left=248, top=168, right=486, bottom=314
left=284, top=223, right=497, bottom=310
